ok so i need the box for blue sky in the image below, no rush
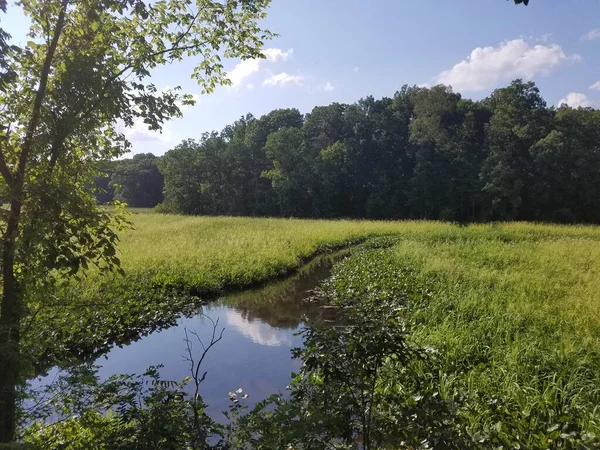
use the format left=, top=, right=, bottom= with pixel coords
left=4, top=0, right=600, bottom=155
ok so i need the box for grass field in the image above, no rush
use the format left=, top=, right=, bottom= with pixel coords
left=323, top=230, right=600, bottom=446
left=116, top=209, right=425, bottom=289
left=31, top=210, right=600, bottom=445
left=117, top=209, right=600, bottom=294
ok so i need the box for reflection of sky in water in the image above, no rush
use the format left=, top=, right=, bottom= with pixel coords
left=95, top=304, right=304, bottom=416
left=30, top=253, right=341, bottom=420
left=225, top=309, right=293, bottom=347
left=32, top=304, right=305, bottom=420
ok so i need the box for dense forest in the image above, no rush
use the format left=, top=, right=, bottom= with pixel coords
left=96, top=153, right=164, bottom=207
left=99, top=80, right=600, bottom=223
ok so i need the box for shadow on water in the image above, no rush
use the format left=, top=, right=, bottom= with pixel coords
left=219, top=248, right=349, bottom=329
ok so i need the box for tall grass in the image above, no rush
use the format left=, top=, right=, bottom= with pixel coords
left=34, top=210, right=600, bottom=443
left=116, top=211, right=600, bottom=294
left=321, top=224, right=600, bottom=446
left=116, top=212, right=424, bottom=290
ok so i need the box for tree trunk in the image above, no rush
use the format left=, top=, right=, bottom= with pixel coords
left=0, top=2, right=68, bottom=442
left=0, top=202, right=22, bottom=443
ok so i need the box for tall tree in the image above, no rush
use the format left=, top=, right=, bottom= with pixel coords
left=159, top=140, right=206, bottom=214
left=262, top=127, right=314, bottom=216
left=408, top=87, right=489, bottom=221
left=92, top=159, right=117, bottom=204
left=157, top=80, right=599, bottom=224
left=111, top=153, right=164, bottom=208
left=0, top=0, right=272, bottom=442
left=245, top=109, right=304, bottom=215
left=529, top=107, right=600, bottom=222
left=480, top=80, right=552, bottom=220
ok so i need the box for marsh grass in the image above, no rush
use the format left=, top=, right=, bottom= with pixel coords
left=31, top=211, right=600, bottom=445
left=322, top=224, right=600, bottom=446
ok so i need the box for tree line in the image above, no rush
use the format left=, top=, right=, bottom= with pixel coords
left=104, top=80, right=600, bottom=223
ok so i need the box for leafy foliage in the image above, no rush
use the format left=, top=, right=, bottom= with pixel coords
left=0, top=0, right=273, bottom=442
left=111, top=154, right=164, bottom=208
left=282, top=292, right=469, bottom=448
left=158, top=80, right=600, bottom=223
left=13, top=222, right=600, bottom=448
left=317, top=236, right=600, bottom=447
left=21, top=364, right=221, bottom=450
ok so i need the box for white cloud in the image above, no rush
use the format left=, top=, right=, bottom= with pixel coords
left=246, top=83, right=254, bottom=89
left=435, top=39, right=580, bottom=92
left=352, top=66, right=359, bottom=72
left=324, top=81, right=335, bottom=92
left=228, top=59, right=262, bottom=88
left=558, top=92, right=593, bottom=108
left=227, top=47, right=294, bottom=88
left=263, top=48, right=293, bottom=62
left=125, top=118, right=172, bottom=143
left=537, top=33, right=553, bottom=43
left=262, top=72, right=304, bottom=87
left=582, top=28, right=600, bottom=41
left=590, top=81, right=600, bottom=91
left=225, top=309, right=291, bottom=347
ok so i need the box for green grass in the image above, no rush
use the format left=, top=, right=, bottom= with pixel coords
left=112, top=213, right=600, bottom=359
left=116, top=211, right=422, bottom=289
left=321, top=226, right=600, bottom=447
left=31, top=211, right=600, bottom=445
left=117, top=211, right=600, bottom=294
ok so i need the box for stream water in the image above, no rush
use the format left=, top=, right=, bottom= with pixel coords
left=33, top=250, right=346, bottom=419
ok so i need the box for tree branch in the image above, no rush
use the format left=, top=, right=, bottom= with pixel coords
left=183, top=318, right=224, bottom=449
left=16, top=0, right=69, bottom=186
left=0, top=150, right=13, bottom=186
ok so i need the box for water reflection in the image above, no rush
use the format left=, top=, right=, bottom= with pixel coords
left=87, top=250, right=348, bottom=417
left=31, top=250, right=348, bottom=420
left=220, top=250, right=347, bottom=329
left=224, top=309, right=292, bottom=346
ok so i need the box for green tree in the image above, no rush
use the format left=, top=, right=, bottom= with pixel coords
left=245, top=109, right=304, bottom=215
left=408, top=86, right=461, bottom=219
left=315, top=141, right=349, bottom=217
left=408, top=86, right=489, bottom=221
left=262, top=127, right=314, bottom=216
left=156, top=79, right=599, bottom=224
left=92, top=160, right=116, bottom=204
left=111, top=153, right=164, bottom=208
left=530, top=107, right=600, bottom=222
left=0, top=0, right=272, bottom=442
left=158, top=140, right=204, bottom=214
left=480, top=80, right=552, bottom=220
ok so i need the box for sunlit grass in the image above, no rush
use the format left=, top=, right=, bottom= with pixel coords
left=48, top=210, right=600, bottom=442
left=323, top=229, right=600, bottom=444
left=116, top=211, right=429, bottom=289
left=115, top=211, right=600, bottom=298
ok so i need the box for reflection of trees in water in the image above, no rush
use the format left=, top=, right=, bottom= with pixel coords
left=220, top=251, right=348, bottom=329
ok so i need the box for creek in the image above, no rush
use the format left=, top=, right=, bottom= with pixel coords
left=33, top=249, right=347, bottom=419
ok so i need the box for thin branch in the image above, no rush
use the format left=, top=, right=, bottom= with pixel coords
left=183, top=318, right=224, bottom=450
left=16, top=0, right=69, bottom=187
left=0, top=149, right=13, bottom=186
